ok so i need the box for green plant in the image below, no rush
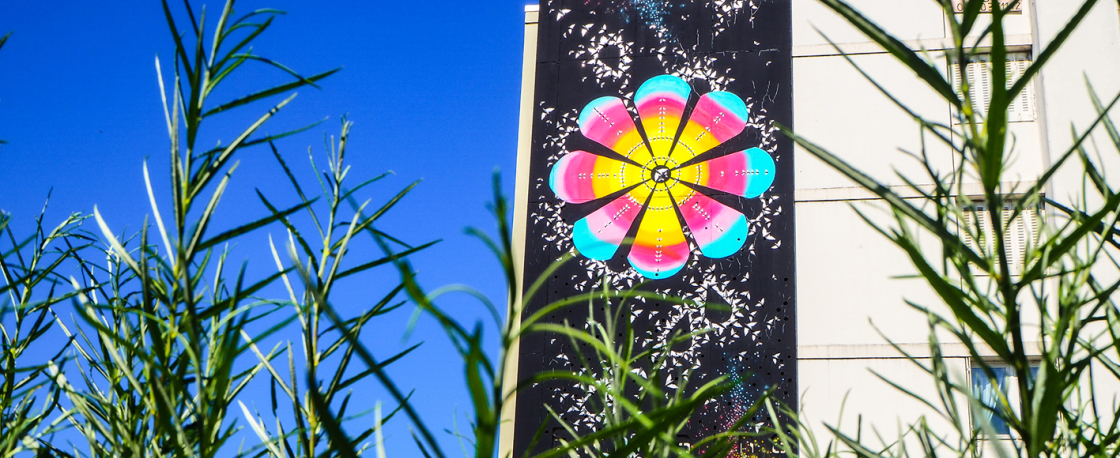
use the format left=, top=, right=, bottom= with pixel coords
left=0, top=1, right=774, bottom=456
left=0, top=0, right=425, bottom=454
left=1, top=2, right=489, bottom=456
left=0, top=27, right=79, bottom=458
left=239, top=119, right=435, bottom=458
left=43, top=1, right=372, bottom=456
left=0, top=204, right=87, bottom=457
left=288, top=172, right=770, bottom=458
left=779, top=0, right=1120, bottom=457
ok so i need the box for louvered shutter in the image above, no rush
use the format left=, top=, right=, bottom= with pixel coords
left=960, top=201, right=1042, bottom=275
left=950, top=52, right=1036, bottom=123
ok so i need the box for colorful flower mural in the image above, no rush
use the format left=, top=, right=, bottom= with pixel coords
left=549, top=74, right=776, bottom=279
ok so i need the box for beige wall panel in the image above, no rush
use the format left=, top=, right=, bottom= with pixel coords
left=1004, top=121, right=1045, bottom=182
left=794, top=53, right=954, bottom=191
left=1090, top=358, right=1120, bottom=427
left=1035, top=0, right=1120, bottom=205
left=792, top=0, right=946, bottom=47
left=798, top=357, right=969, bottom=449
left=796, top=200, right=949, bottom=347
left=954, top=121, right=1046, bottom=188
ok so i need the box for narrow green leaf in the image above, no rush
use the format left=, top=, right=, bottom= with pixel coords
left=309, top=384, right=360, bottom=458
left=160, top=0, right=194, bottom=82
left=191, top=94, right=297, bottom=201
left=203, top=68, right=338, bottom=117
left=235, top=54, right=326, bottom=89
left=198, top=198, right=315, bottom=252
left=333, top=241, right=437, bottom=281
left=194, top=119, right=327, bottom=163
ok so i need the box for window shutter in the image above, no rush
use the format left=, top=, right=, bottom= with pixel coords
left=960, top=201, right=1041, bottom=275
left=950, top=52, right=1035, bottom=123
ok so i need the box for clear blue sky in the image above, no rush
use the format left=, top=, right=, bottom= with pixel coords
left=0, top=0, right=529, bottom=454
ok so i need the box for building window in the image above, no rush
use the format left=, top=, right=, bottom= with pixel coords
left=970, top=362, right=1040, bottom=436
left=949, top=52, right=1036, bottom=123
left=971, top=365, right=1011, bottom=434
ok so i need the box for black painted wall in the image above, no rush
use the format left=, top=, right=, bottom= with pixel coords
left=514, top=1, right=795, bottom=455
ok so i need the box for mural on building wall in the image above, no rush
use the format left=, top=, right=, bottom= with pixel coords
left=549, top=74, right=776, bottom=279
left=515, top=0, right=794, bottom=456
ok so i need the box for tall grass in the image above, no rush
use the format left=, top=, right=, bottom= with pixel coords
left=44, top=0, right=353, bottom=455
left=20, top=1, right=421, bottom=456
left=1, top=27, right=85, bottom=458
left=0, top=1, right=771, bottom=456
left=0, top=203, right=87, bottom=456
left=238, top=119, right=434, bottom=457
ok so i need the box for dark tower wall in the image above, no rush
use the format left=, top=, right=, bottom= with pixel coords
left=513, top=1, right=795, bottom=455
